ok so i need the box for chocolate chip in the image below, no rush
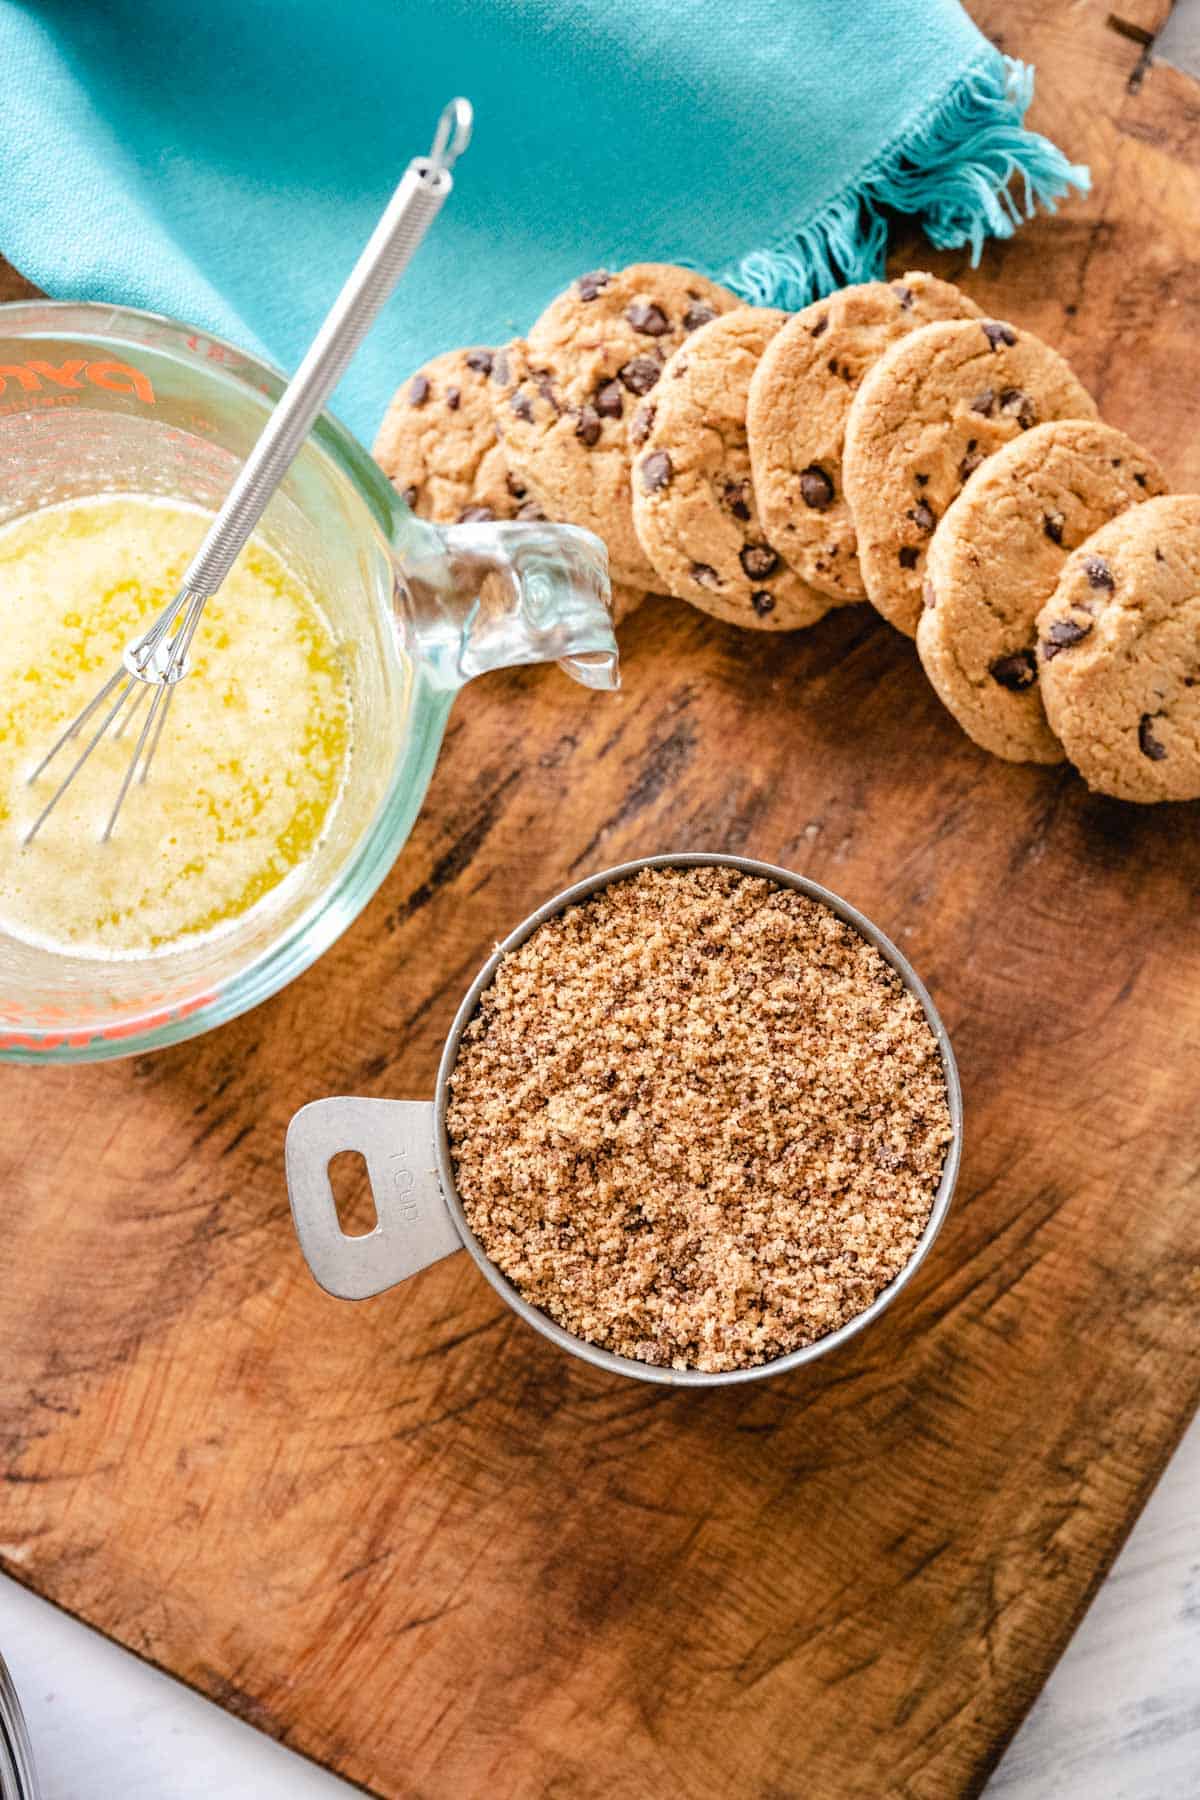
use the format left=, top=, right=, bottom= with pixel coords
left=1084, top=555, right=1115, bottom=590
left=1041, top=617, right=1092, bottom=659
left=457, top=504, right=494, bottom=523
left=577, top=270, right=611, bottom=301
left=639, top=450, right=672, bottom=493
left=595, top=380, right=624, bottom=418
left=1043, top=511, right=1065, bottom=545
left=626, top=301, right=670, bottom=336
left=989, top=649, right=1038, bottom=691
left=969, top=388, right=996, bottom=417
left=509, top=390, right=534, bottom=423
left=671, top=358, right=688, bottom=379
left=999, top=388, right=1037, bottom=429
left=898, top=546, right=920, bottom=570
left=618, top=355, right=661, bottom=395
left=505, top=472, right=527, bottom=500
left=722, top=478, right=752, bottom=521
left=740, top=544, right=778, bottom=579
left=907, top=500, right=936, bottom=535
left=400, top=484, right=418, bottom=509
left=959, top=452, right=984, bottom=484
left=630, top=402, right=656, bottom=446
left=683, top=302, right=716, bottom=332
left=574, top=405, right=601, bottom=447
left=690, top=562, right=721, bottom=590
left=532, top=371, right=562, bottom=413
left=1134, top=470, right=1148, bottom=489
left=893, top=284, right=914, bottom=309
left=1155, top=547, right=1165, bottom=562
left=516, top=501, right=547, bottom=522
left=915, top=472, right=929, bottom=487
left=750, top=591, right=776, bottom=616
left=491, top=349, right=510, bottom=386
left=445, top=386, right=461, bottom=411
left=811, top=315, right=829, bottom=339
left=465, top=348, right=494, bottom=377
left=799, top=465, right=834, bottom=510
left=1139, top=714, right=1167, bottom=760
left=981, top=321, right=1017, bottom=350
left=408, top=374, right=430, bottom=406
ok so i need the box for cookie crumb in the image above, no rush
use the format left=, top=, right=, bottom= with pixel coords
left=447, top=866, right=952, bottom=1373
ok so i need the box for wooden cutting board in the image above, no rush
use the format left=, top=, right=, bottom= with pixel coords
left=2, top=4, right=1198, bottom=1795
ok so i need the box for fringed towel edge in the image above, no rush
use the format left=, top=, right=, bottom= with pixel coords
left=720, top=52, right=1089, bottom=310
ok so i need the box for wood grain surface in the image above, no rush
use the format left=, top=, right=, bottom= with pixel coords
left=2, top=5, right=1199, bottom=1796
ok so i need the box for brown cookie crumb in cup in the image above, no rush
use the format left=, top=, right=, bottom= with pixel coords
left=446, top=858, right=958, bottom=1375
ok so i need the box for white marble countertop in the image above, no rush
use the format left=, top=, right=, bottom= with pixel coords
left=1, top=1419, right=1197, bottom=1799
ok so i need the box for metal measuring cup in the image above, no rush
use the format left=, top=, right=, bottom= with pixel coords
left=285, top=853, right=963, bottom=1388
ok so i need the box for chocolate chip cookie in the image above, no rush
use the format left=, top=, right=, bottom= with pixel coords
left=1036, top=495, right=1200, bottom=803
left=747, top=273, right=981, bottom=602
left=489, top=264, right=740, bottom=585
left=373, top=347, right=540, bottom=525
left=917, top=422, right=1167, bottom=764
left=630, top=309, right=833, bottom=631
left=843, top=318, right=1098, bottom=638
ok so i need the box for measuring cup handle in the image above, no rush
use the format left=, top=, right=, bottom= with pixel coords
left=285, top=1097, right=460, bottom=1299
left=391, top=516, right=620, bottom=693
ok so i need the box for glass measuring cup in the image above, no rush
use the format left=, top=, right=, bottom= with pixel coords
left=0, top=301, right=618, bottom=1063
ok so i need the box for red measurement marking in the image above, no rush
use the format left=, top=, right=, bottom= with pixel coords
left=0, top=359, right=155, bottom=404
left=0, top=988, right=216, bottom=1051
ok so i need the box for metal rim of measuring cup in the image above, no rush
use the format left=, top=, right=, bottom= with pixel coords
left=429, top=851, right=963, bottom=1389
left=0, top=1652, right=39, bottom=1800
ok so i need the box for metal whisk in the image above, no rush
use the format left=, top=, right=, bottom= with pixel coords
left=24, top=97, right=473, bottom=845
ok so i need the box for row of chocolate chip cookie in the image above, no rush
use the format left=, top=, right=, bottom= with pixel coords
left=372, top=267, right=1198, bottom=799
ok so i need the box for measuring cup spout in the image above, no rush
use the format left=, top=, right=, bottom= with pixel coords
left=391, top=516, right=620, bottom=693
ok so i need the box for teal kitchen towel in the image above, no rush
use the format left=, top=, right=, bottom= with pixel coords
left=0, top=0, right=1086, bottom=444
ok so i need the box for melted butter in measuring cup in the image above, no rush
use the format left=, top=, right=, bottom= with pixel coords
left=0, top=494, right=351, bottom=956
